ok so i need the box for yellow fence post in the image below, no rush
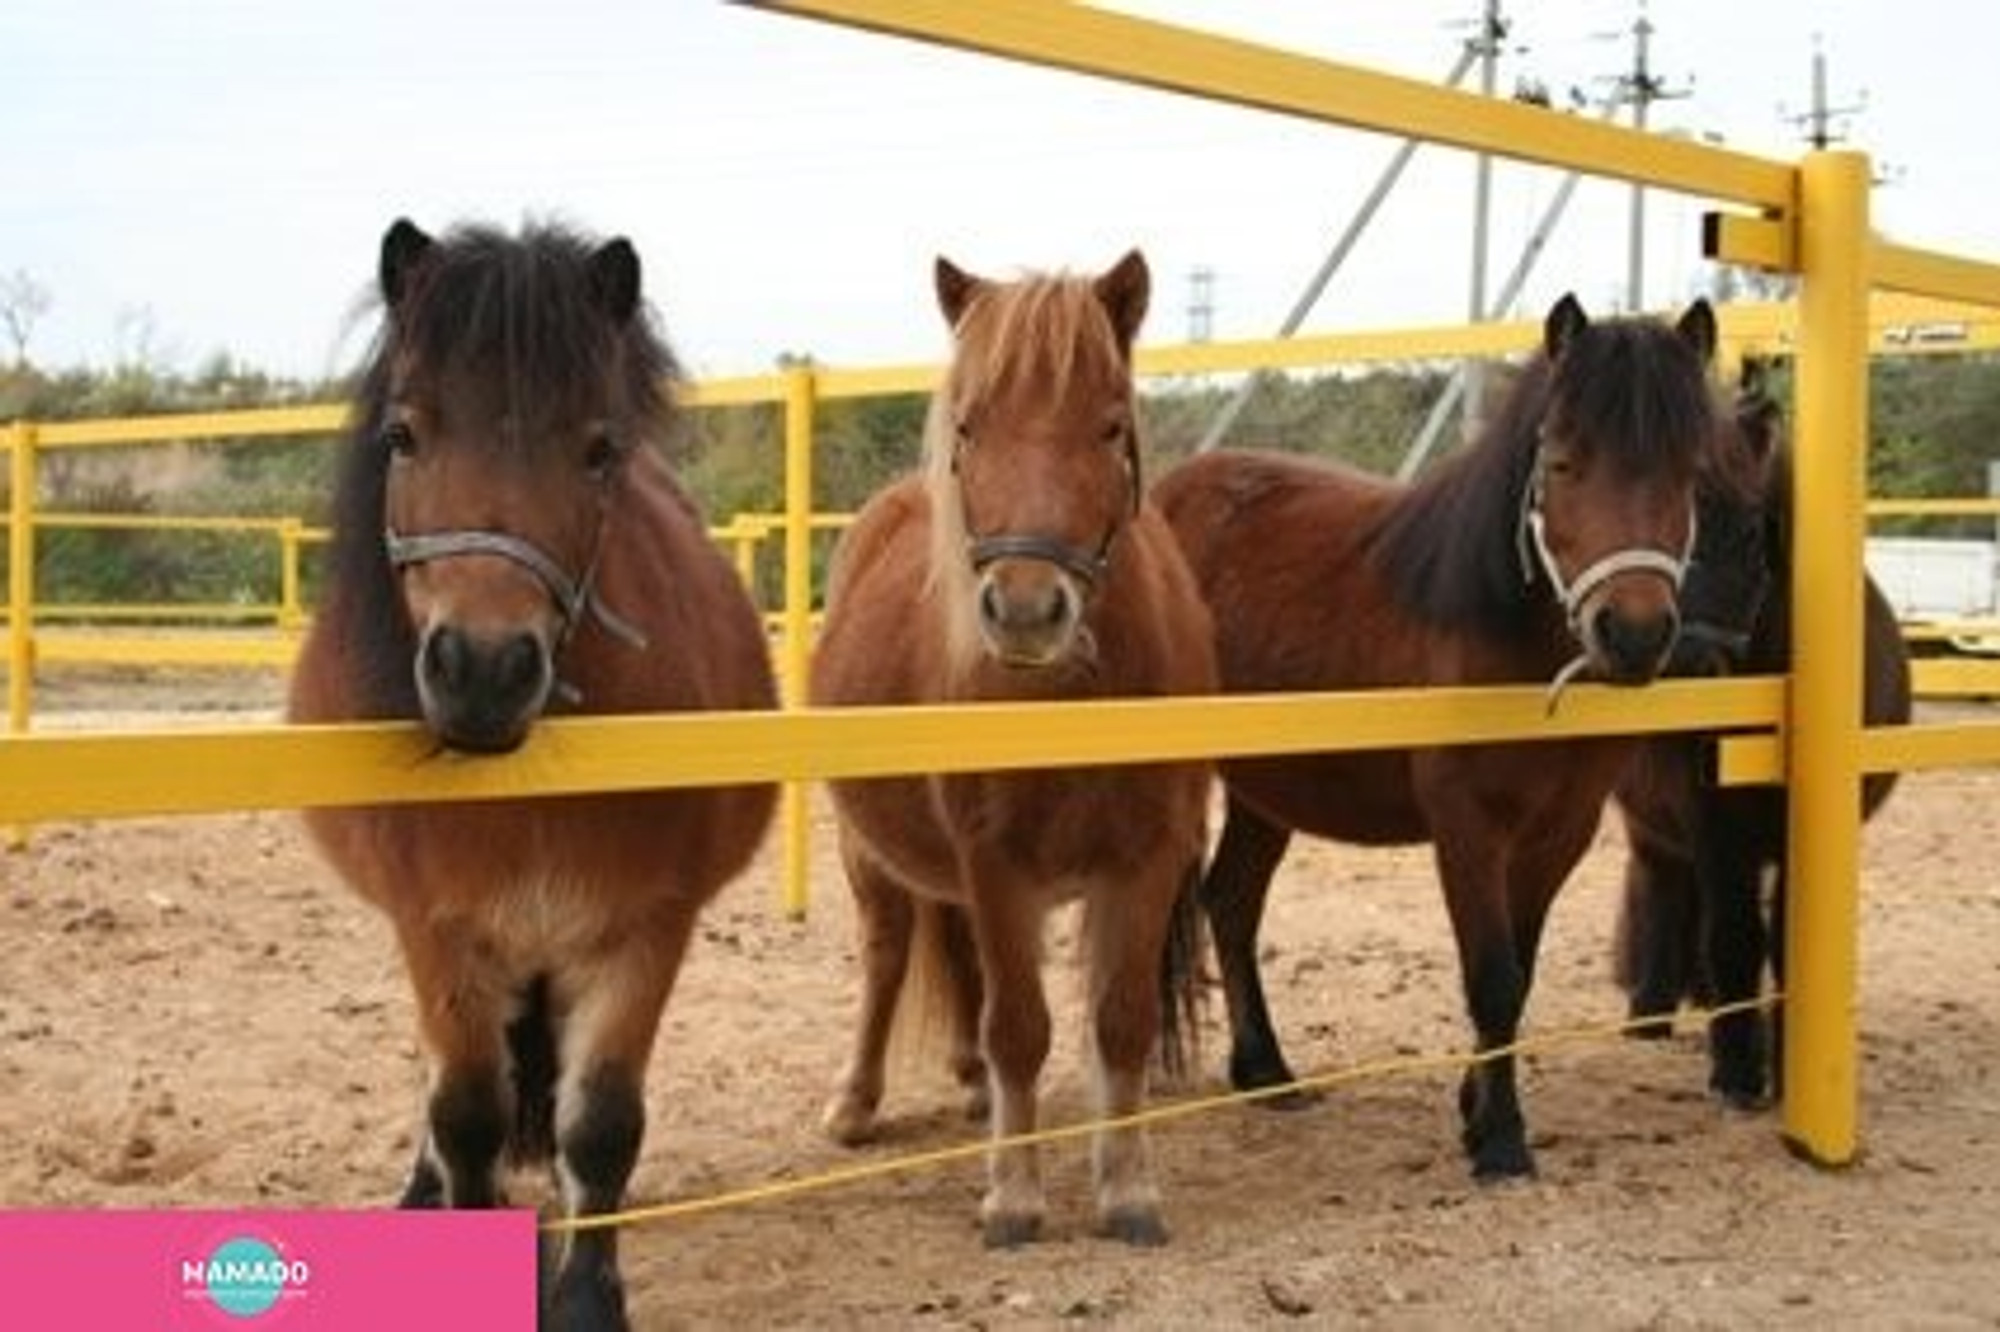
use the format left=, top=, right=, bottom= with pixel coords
left=779, top=367, right=817, bottom=919
left=1784, top=149, right=1872, bottom=1165
left=7, top=421, right=37, bottom=738
left=278, top=518, right=305, bottom=631
left=6, top=420, right=37, bottom=850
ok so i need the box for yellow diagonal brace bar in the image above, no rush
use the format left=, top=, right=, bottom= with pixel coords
left=739, top=0, right=1794, bottom=208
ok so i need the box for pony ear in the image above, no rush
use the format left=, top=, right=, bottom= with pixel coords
left=587, top=238, right=642, bottom=324
left=1094, top=249, right=1151, bottom=349
left=379, top=218, right=434, bottom=311
left=1738, top=352, right=1768, bottom=400
left=1733, top=355, right=1783, bottom=469
left=1677, top=297, right=1718, bottom=366
left=935, top=256, right=983, bottom=328
left=1543, top=293, right=1588, bottom=359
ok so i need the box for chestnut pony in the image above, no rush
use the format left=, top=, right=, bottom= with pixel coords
left=811, top=252, right=1215, bottom=1247
left=1154, top=294, right=1724, bottom=1180
left=1614, top=361, right=1912, bottom=1106
left=289, top=219, right=776, bottom=1330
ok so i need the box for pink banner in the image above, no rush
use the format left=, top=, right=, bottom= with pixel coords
left=0, top=1209, right=538, bottom=1329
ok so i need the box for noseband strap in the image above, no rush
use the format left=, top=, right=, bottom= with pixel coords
left=384, top=527, right=649, bottom=654
left=1515, top=470, right=1696, bottom=634
left=953, top=418, right=1139, bottom=592
left=1514, top=451, right=1696, bottom=715
left=965, top=530, right=1114, bottom=588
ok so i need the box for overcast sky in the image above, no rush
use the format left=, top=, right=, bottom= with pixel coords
left=3, top=1, right=1994, bottom=382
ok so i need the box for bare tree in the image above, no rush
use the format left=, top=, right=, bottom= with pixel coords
left=0, top=268, right=51, bottom=367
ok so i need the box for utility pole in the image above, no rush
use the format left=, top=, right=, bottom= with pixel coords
left=1783, top=36, right=1869, bottom=152
left=1398, top=89, right=1628, bottom=480
left=1186, top=267, right=1214, bottom=344
left=1193, top=21, right=1490, bottom=453
left=1462, top=0, right=1505, bottom=443
left=1615, top=5, right=1689, bottom=312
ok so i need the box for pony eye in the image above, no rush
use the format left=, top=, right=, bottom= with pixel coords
left=380, top=421, right=417, bottom=459
left=584, top=429, right=620, bottom=477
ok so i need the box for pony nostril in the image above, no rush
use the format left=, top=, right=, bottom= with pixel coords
left=979, top=580, right=1006, bottom=627
left=421, top=626, right=470, bottom=693
left=493, top=632, right=545, bottom=698
left=419, top=625, right=548, bottom=708
left=1041, top=582, right=1073, bottom=628
left=1594, top=607, right=1677, bottom=675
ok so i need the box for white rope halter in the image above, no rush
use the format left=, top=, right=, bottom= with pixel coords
left=1514, top=455, right=1695, bottom=715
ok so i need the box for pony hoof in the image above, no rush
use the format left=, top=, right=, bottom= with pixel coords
left=980, top=1211, right=1044, bottom=1250
left=1098, top=1205, right=1170, bottom=1247
left=819, top=1097, right=878, bottom=1147
left=1468, top=1140, right=1537, bottom=1182
left=1709, top=1082, right=1772, bottom=1113
left=550, top=1263, right=629, bottom=1332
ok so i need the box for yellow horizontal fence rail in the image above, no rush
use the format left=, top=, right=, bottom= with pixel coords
left=4, top=296, right=1989, bottom=653
left=0, top=678, right=1784, bottom=826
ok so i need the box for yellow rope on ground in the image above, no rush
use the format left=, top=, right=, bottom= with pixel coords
left=543, top=993, right=1782, bottom=1235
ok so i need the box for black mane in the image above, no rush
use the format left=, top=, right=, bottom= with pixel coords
left=321, top=220, right=683, bottom=717
left=1373, top=314, right=1716, bottom=639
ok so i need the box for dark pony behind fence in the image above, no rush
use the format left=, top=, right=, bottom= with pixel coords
left=811, top=250, right=1216, bottom=1247
left=289, top=218, right=776, bottom=1331
left=1154, top=294, right=1731, bottom=1180
left=1613, top=359, right=1914, bottom=1106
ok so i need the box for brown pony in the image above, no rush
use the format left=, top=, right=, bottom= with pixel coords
left=811, top=251, right=1215, bottom=1247
left=1154, top=294, right=1726, bottom=1180
left=1613, top=361, right=1913, bottom=1106
left=288, top=219, right=777, bottom=1330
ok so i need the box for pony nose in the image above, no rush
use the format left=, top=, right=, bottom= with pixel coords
left=976, top=569, right=1080, bottom=666
left=417, top=624, right=552, bottom=752
left=1590, top=605, right=1680, bottom=684
left=980, top=577, right=1072, bottom=631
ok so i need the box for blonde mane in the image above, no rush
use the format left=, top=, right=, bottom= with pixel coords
left=920, top=271, right=1131, bottom=677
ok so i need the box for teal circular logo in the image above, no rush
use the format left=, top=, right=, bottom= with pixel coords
left=202, top=1236, right=292, bottom=1318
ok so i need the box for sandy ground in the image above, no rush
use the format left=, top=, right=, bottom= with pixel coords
left=3, top=671, right=1997, bottom=1329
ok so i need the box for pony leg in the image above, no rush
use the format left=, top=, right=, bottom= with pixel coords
left=821, top=852, right=915, bottom=1145
left=1434, top=835, right=1534, bottom=1181
left=1080, top=870, right=1180, bottom=1247
left=1767, top=858, right=1787, bottom=1102
left=1699, top=799, right=1772, bottom=1108
left=1613, top=836, right=1700, bottom=1037
left=1437, top=799, right=1596, bottom=1181
left=931, top=901, right=991, bottom=1122
left=394, top=922, right=513, bottom=1209
left=545, top=926, right=692, bottom=1332
left=1199, top=796, right=1303, bottom=1099
left=968, top=887, right=1051, bottom=1248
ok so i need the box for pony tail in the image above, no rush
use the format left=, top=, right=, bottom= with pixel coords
left=1155, top=857, right=1207, bottom=1086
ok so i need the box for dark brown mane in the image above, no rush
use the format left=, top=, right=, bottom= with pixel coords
left=1373, top=316, right=1717, bottom=639
left=322, top=221, right=683, bottom=717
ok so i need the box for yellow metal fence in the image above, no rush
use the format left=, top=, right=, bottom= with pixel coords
left=6, top=0, right=2000, bottom=1172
